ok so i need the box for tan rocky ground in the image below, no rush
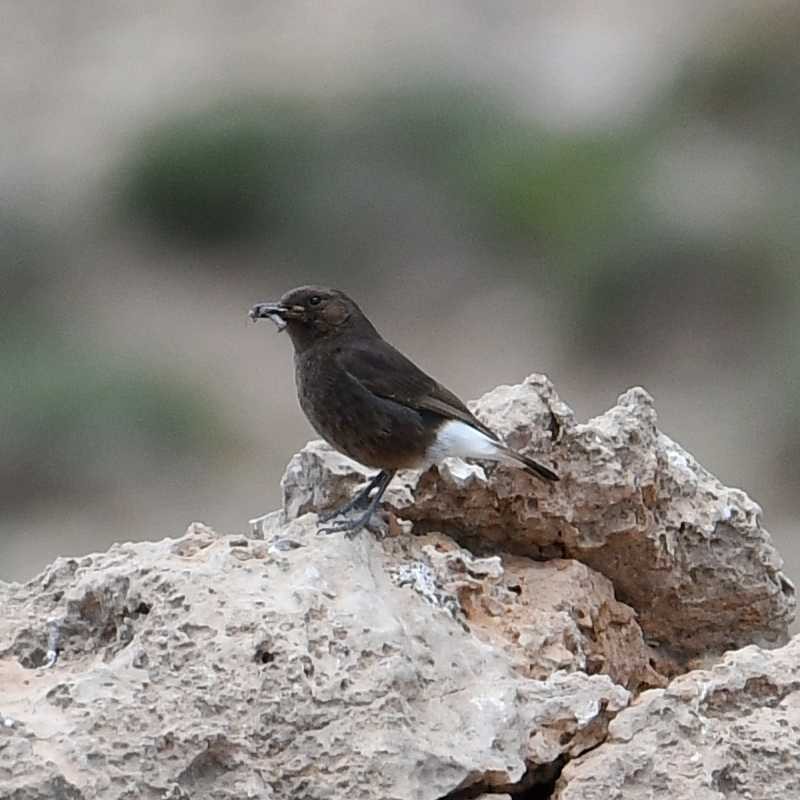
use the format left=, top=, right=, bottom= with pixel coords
left=1, top=376, right=795, bottom=799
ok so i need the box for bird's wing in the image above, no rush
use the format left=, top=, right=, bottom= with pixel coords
left=337, top=338, right=499, bottom=440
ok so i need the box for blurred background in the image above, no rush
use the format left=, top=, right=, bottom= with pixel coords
left=2, top=1, right=798, bottom=589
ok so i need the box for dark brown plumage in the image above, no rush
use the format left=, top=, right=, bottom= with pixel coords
left=250, top=286, right=558, bottom=533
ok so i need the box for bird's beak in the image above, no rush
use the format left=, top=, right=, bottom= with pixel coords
left=249, top=302, right=289, bottom=332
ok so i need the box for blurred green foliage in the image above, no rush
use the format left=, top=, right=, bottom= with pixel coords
left=122, top=101, right=319, bottom=243
left=1, top=346, right=225, bottom=504
left=0, top=214, right=230, bottom=509
left=678, top=19, right=800, bottom=136
left=119, top=85, right=647, bottom=266
left=118, top=77, right=797, bottom=352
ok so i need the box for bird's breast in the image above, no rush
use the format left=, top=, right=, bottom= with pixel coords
left=293, top=348, right=434, bottom=470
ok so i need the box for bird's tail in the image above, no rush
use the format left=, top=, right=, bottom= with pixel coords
left=497, top=445, right=559, bottom=482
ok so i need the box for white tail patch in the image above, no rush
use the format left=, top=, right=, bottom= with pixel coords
left=425, top=420, right=508, bottom=467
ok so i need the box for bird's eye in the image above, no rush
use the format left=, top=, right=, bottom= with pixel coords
left=308, top=295, right=322, bottom=306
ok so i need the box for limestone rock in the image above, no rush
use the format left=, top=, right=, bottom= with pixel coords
left=0, top=728, right=83, bottom=800
left=282, top=375, right=795, bottom=663
left=0, top=519, right=628, bottom=800
left=554, top=635, right=800, bottom=799
left=4, top=374, right=796, bottom=798
left=384, top=533, right=665, bottom=691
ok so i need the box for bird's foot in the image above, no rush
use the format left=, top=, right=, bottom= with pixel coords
left=317, top=508, right=387, bottom=539
left=317, top=510, right=371, bottom=537
left=317, top=493, right=372, bottom=524
left=317, top=469, right=395, bottom=538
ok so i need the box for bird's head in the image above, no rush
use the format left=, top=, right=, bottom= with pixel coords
left=250, top=286, right=376, bottom=351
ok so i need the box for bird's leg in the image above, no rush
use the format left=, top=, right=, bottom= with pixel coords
left=318, top=470, right=396, bottom=536
left=317, top=470, right=388, bottom=523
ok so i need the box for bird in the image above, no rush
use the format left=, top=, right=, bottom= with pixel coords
left=250, top=286, right=558, bottom=534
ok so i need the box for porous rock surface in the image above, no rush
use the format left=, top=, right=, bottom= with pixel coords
left=554, top=636, right=800, bottom=799
left=0, top=520, right=628, bottom=800
left=0, top=374, right=796, bottom=799
left=391, top=533, right=665, bottom=691
left=283, top=374, right=794, bottom=665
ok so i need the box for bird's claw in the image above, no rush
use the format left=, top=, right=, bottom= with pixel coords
left=317, top=510, right=387, bottom=539
left=317, top=515, right=368, bottom=536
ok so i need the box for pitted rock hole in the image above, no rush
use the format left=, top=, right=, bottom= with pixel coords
left=176, top=735, right=239, bottom=791
left=14, top=588, right=155, bottom=666
left=254, top=642, right=276, bottom=665
left=134, top=601, right=152, bottom=615
left=11, top=625, right=53, bottom=668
